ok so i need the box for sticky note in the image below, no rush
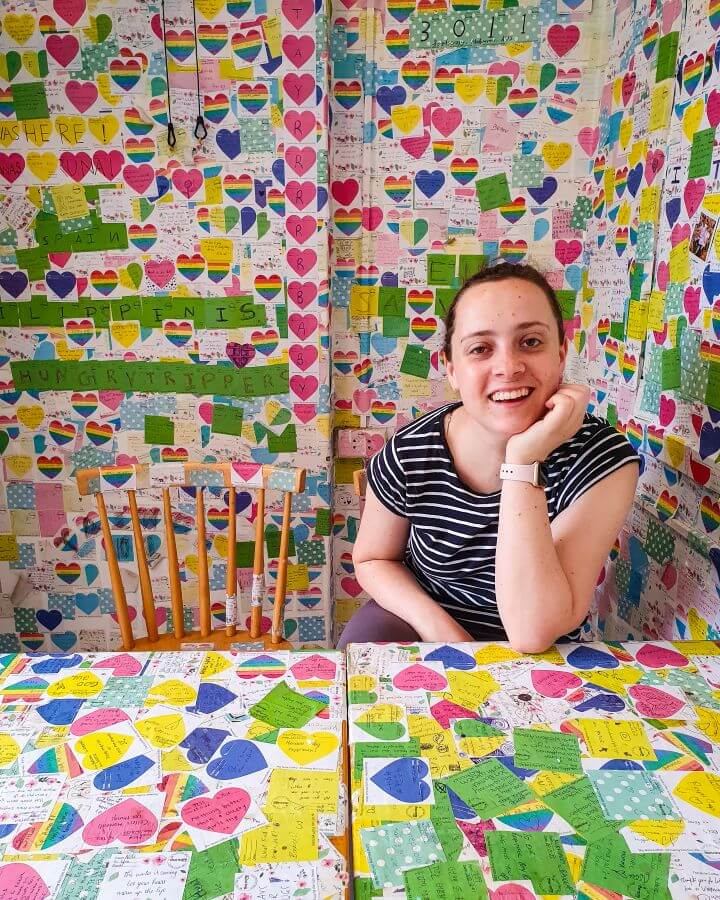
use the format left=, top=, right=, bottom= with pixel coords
left=656, top=31, right=679, bottom=82
left=50, top=184, right=90, bottom=221
left=627, top=300, right=649, bottom=340
left=442, top=758, right=534, bottom=818
left=11, top=82, right=48, bottom=120
left=581, top=833, right=671, bottom=900
left=0, top=534, right=20, bottom=561
left=689, top=128, right=716, bottom=179
left=486, top=831, right=575, bottom=896
left=476, top=173, right=511, bottom=211
left=350, top=285, right=379, bottom=318
left=212, top=405, right=243, bottom=436
left=248, top=682, right=327, bottom=728
left=400, top=344, right=430, bottom=378
left=513, top=727, right=583, bottom=773
left=144, top=415, right=175, bottom=446
left=574, top=718, right=656, bottom=761
left=403, top=861, right=488, bottom=900
left=427, top=254, right=456, bottom=286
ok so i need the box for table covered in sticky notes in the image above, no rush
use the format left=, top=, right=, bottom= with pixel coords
left=346, top=640, right=720, bottom=899
left=0, top=648, right=349, bottom=899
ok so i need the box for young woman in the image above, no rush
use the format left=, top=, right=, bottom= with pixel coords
left=340, top=262, right=640, bottom=653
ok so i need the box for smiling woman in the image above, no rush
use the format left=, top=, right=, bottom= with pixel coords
left=339, top=262, right=641, bottom=653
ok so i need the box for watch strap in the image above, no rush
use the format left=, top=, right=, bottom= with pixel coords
left=499, top=461, right=543, bottom=487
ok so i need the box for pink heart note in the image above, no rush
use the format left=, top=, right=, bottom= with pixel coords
left=635, top=644, right=689, bottom=669
left=83, top=798, right=158, bottom=846
left=531, top=669, right=582, bottom=698
left=0, top=862, right=50, bottom=900
left=290, top=653, right=337, bottom=681
left=393, top=662, right=448, bottom=692
left=70, top=707, right=130, bottom=736
left=181, top=788, right=250, bottom=834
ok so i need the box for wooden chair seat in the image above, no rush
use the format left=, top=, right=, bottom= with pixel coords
left=129, top=629, right=291, bottom=652
left=75, top=461, right=305, bottom=652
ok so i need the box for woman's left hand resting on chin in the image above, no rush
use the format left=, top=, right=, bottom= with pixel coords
left=495, top=381, right=639, bottom=654
left=504, top=382, right=592, bottom=465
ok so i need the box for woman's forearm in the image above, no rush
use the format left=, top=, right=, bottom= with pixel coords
left=353, top=559, right=473, bottom=642
left=495, top=478, right=576, bottom=652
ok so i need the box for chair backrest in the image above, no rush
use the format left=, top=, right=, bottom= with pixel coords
left=75, top=461, right=306, bottom=650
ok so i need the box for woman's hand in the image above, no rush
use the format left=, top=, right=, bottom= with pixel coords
left=505, top=382, right=592, bottom=464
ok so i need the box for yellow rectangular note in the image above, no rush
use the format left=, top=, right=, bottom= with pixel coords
left=0, top=534, right=19, bottom=562
left=669, top=239, right=690, bottom=282
left=350, top=285, right=379, bottom=318
left=50, top=183, right=89, bottom=221
left=575, top=718, right=656, bottom=760
left=285, top=563, right=310, bottom=592
left=649, top=83, right=672, bottom=132
left=627, top=300, right=649, bottom=341
left=241, top=810, right=318, bottom=864
left=647, top=290, right=665, bottom=333
left=639, top=186, right=660, bottom=223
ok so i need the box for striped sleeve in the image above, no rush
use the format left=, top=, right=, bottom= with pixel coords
left=366, top=432, right=408, bottom=517
left=556, top=421, right=640, bottom=512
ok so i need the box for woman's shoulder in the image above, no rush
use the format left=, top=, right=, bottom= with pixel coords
left=546, top=411, right=641, bottom=476
left=384, top=402, right=457, bottom=449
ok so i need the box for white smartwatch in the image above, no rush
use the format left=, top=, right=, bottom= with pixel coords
left=499, top=460, right=545, bottom=488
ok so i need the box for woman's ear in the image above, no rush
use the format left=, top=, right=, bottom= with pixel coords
left=443, top=351, right=458, bottom=392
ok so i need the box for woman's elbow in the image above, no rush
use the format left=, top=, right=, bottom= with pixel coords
left=507, top=633, right=556, bottom=655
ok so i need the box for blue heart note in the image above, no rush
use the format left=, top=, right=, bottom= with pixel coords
left=0, top=270, right=28, bottom=299
left=180, top=726, right=230, bottom=765
left=665, top=197, right=681, bottom=228
left=187, top=683, right=237, bottom=716
left=31, top=653, right=83, bottom=674
left=703, top=264, right=720, bottom=304
left=370, top=757, right=431, bottom=803
left=46, top=270, right=76, bottom=299
left=527, top=176, right=557, bottom=205
left=376, top=84, right=406, bottom=114
left=36, top=699, right=84, bottom=726
left=573, top=692, right=626, bottom=714
left=424, top=646, right=475, bottom=671
left=240, top=206, right=256, bottom=235
left=272, top=158, right=285, bottom=185
left=216, top=128, right=241, bottom=160
left=599, top=759, right=644, bottom=771
left=36, top=609, right=63, bottom=631
left=415, top=169, right=445, bottom=199
left=93, top=754, right=156, bottom=791
left=206, top=739, right=267, bottom=780
left=700, top=422, right=720, bottom=460
left=626, top=162, right=643, bottom=198
left=565, top=646, right=619, bottom=669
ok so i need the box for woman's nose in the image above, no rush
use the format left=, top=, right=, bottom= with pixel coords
left=493, top=348, right=525, bottom=376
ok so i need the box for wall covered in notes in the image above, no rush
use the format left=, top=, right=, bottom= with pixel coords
left=0, top=0, right=335, bottom=650
left=587, top=0, right=720, bottom=642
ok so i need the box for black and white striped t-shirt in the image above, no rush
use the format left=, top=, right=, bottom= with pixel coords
left=366, top=402, right=640, bottom=641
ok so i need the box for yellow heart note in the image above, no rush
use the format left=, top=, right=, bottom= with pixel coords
left=277, top=729, right=340, bottom=765
left=75, top=731, right=134, bottom=769
left=47, top=672, right=104, bottom=698
left=135, top=713, right=186, bottom=748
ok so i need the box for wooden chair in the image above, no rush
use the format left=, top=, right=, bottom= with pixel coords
left=75, top=461, right=306, bottom=651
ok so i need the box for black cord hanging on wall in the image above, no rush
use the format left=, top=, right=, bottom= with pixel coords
left=191, top=0, right=208, bottom=140
left=160, top=0, right=176, bottom=148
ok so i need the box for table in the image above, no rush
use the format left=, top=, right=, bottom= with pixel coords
left=346, top=640, right=720, bottom=899
left=0, top=648, right=349, bottom=899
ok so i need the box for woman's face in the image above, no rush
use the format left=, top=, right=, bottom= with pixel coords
left=444, top=277, right=567, bottom=437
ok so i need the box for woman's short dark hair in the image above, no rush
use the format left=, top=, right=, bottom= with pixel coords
left=441, top=261, right=566, bottom=361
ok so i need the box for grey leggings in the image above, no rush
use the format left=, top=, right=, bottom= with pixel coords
left=336, top=600, right=420, bottom=648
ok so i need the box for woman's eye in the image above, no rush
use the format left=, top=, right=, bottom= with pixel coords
left=469, top=346, right=487, bottom=355
left=523, top=338, right=542, bottom=348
